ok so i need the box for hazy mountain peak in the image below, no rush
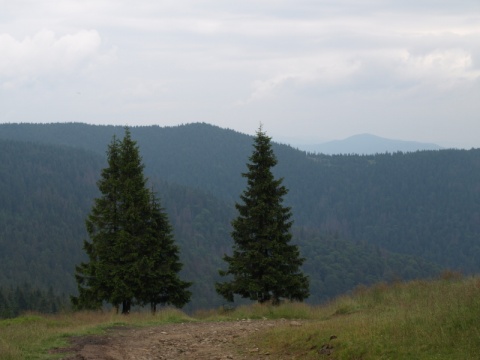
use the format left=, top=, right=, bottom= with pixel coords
left=295, top=133, right=443, bottom=155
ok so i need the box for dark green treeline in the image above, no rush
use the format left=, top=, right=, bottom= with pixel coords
left=2, top=123, right=480, bottom=313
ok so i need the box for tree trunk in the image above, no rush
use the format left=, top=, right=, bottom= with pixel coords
left=122, top=300, right=131, bottom=314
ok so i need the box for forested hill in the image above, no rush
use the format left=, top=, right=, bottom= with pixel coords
left=1, top=123, right=479, bottom=271
left=0, top=138, right=237, bottom=309
left=0, top=139, right=102, bottom=293
left=0, top=122, right=254, bottom=201
left=295, top=150, right=480, bottom=272
left=1, top=122, right=480, bottom=310
left=0, top=137, right=435, bottom=311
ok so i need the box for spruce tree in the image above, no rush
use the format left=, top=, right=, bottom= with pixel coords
left=72, top=128, right=191, bottom=313
left=72, top=135, right=122, bottom=311
left=216, top=126, right=309, bottom=305
left=136, top=191, right=192, bottom=313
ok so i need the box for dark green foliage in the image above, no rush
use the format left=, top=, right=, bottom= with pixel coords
left=136, top=192, right=192, bottom=312
left=295, top=228, right=440, bottom=303
left=288, top=151, right=480, bottom=273
left=158, top=182, right=236, bottom=311
left=0, top=122, right=251, bottom=201
left=0, top=139, right=102, bottom=295
left=216, top=127, right=309, bottom=305
left=0, top=284, right=68, bottom=319
left=0, top=137, right=235, bottom=312
left=72, top=129, right=191, bottom=313
left=2, top=122, right=477, bottom=311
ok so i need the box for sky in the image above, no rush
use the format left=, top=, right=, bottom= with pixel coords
left=1, top=1, right=479, bottom=148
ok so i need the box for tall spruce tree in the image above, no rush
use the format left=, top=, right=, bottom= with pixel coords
left=216, top=126, right=309, bottom=305
left=72, top=135, right=122, bottom=311
left=136, top=191, right=192, bottom=313
left=72, top=128, right=191, bottom=313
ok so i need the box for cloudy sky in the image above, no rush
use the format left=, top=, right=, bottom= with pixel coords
left=1, top=1, right=479, bottom=148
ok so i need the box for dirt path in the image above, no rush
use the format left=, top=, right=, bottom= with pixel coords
left=56, top=319, right=300, bottom=359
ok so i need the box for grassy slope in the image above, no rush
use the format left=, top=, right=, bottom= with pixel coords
left=2, top=275, right=480, bottom=359
left=0, top=309, right=193, bottom=360
left=253, top=274, right=480, bottom=359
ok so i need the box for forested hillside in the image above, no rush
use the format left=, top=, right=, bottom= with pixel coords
left=0, top=138, right=238, bottom=310
left=1, top=122, right=479, bottom=313
left=0, top=140, right=101, bottom=293
left=1, top=123, right=479, bottom=272
left=0, top=137, right=434, bottom=313
left=295, top=151, right=480, bottom=272
left=0, top=123, right=253, bottom=201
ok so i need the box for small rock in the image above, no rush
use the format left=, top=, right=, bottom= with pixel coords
left=319, top=343, right=334, bottom=355
left=290, top=321, right=302, bottom=327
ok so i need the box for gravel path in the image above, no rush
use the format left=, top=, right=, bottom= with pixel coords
left=56, top=319, right=297, bottom=360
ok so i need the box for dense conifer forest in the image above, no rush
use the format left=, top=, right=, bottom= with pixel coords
left=1, top=122, right=479, bottom=315
left=0, top=284, right=68, bottom=318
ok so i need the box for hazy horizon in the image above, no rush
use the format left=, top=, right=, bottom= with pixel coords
left=1, top=1, right=479, bottom=148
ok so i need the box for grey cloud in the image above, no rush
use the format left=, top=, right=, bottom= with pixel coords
left=0, top=29, right=116, bottom=89
left=1, top=1, right=479, bottom=148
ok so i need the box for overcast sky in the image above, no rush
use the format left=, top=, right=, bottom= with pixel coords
left=1, top=1, right=479, bottom=148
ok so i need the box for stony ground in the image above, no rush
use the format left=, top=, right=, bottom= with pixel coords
left=55, top=319, right=305, bottom=360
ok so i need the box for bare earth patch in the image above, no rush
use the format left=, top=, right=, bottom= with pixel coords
left=54, top=319, right=292, bottom=360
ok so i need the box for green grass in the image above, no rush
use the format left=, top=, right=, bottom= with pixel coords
left=3, top=275, right=480, bottom=359
left=194, top=300, right=321, bottom=321
left=0, top=308, right=192, bottom=360
left=252, top=275, right=480, bottom=359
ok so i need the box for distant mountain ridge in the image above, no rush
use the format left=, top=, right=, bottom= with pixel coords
left=297, top=134, right=444, bottom=154
left=2, top=122, right=480, bottom=309
left=0, top=131, right=440, bottom=308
